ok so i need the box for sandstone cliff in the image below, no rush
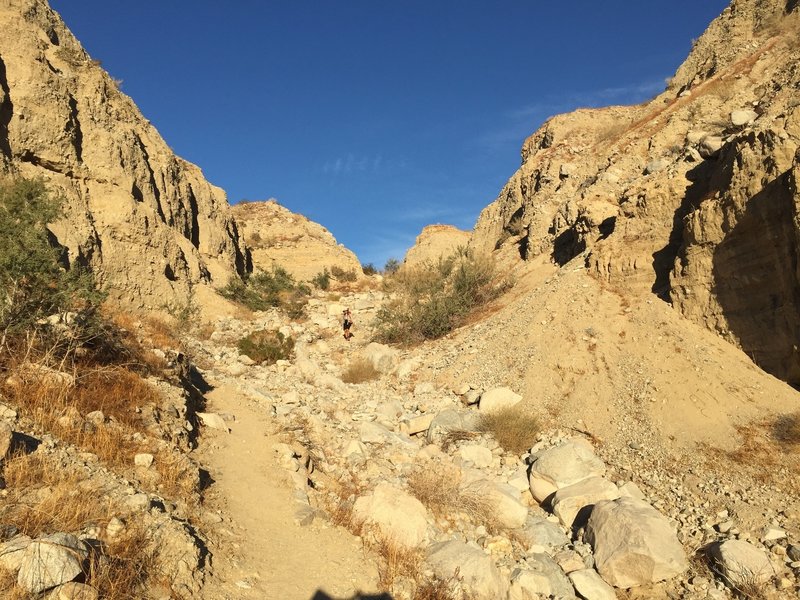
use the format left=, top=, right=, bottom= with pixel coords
left=231, top=200, right=362, bottom=283
left=472, top=0, right=800, bottom=385
left=0, top=0, right=249, bottom=311
left=401, top=224, right=472, bottom=270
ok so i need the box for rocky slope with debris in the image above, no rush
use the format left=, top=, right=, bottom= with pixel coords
left=471, top=0, right=800, bottom=386
left=232, top=200, right=363, bottom=282
left=173, top=272, right=799, bottom=599
left=0, top=0, right=249, bottom=312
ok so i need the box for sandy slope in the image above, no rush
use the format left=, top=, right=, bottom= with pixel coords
left=196, top=383, right=380, bottom=600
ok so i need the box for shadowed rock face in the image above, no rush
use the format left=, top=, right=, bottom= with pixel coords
left=472, top=0, right=800, bottom=385
left=0, top=0, right=249, bottom=311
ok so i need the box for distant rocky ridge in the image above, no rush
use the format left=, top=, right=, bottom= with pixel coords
left=0, top=0, right=249, bottom=311
left=402, top=224, right=471, bottom=270
left=231, top=200, right=362, bottom=282
left=471, top=0, right=800, bottom=385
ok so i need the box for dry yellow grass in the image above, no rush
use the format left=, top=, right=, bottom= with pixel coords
left=477, top=406, right=540, bottom=455
left=0, top=449, right=161, bottom=599
left=406, top=466, right=498, bottom=530
left=341, top=358, right=381, bottom=384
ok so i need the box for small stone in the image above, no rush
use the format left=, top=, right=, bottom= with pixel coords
left=761, top=527, right=786, bottom=542
left=85, top=411, right=104, bottom=426
left=197, top=412, right=230, bottom=432
left=48, top=582, right=99, bottom=599
left=134, top=453, right=154, bottom=468
left=105, top=518, right=126, bottom=538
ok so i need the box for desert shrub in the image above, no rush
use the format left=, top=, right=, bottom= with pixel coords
left=477, top=407, right=539, bottom=455
left=330, top=265, right=358, bottom=282
left=341, top=358, right=380, bottom=384
left=773, top=412, right=800, bottom=445
left=374, top=247, right=507, bottom=345
left=362, top=263, right=378, bottom=276
left=0, top=178, right=104, bottom=346
left=312, top=268, right=331, bottom=290
left=237, top=329, right=294, bottom=365
left=407, top=466, right=498, bottom=530
left=383, top=257, right=400, bottom=274
left=220, top=266, right=308, bottom=315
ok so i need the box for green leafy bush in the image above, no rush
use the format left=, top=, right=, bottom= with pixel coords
left=330, top=265, right=358, bottom=282
left=383, top=258, right=400, bottom=274
left=220, top=266, right=308, bottom=316
left=237, top=329, right=294, bottom=365
left=0, top=178, right=104, bottom=345
left=312, top=268, right=331, bottom=290
left=374, top=247, right=507, bottom=345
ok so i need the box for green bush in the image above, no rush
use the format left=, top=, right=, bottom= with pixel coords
left=330, top=265, right=358, bottom=282
left=374, top=247, right=507, bottom=345
left=312, top=269, right=331, bottom=290
left=0, top=178, right=104, bottom=344
left=220, top=266, right=308, bottom=316
left=237, top=329, right=294, bottom=365
left=383, top=258, right=400, bottom=274
left=362, top=263, right=378, bottom=276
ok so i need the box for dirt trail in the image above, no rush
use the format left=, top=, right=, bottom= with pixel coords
left=196, top=382, right=380, bottom=600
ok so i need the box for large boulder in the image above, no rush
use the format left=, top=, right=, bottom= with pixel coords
left=426, top=540, right=504, bottom=599
left=568, top=569, right=617, bottom=600
left=707, top=540, right=775, bottom=588
left=585, top=497, right=688, bottom=588
left=528, top=438, right=605, bottom=503
left=352, top=483, right=429, bottom=548
left=362, top=343, right=400, bottom=374
left=479, top=387, right=522, bottom=414
left=514, top=516, right=570, bottom=552
left=508, top=554, right=576, bottom=599
left=551, top=476, right=620, bottom=528
left=18, top=533, right=88, bottom=594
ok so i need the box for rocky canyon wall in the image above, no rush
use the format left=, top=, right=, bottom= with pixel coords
left=0, top=0, right=249, bottom=311
left=472, top=0, right=800, bottom=384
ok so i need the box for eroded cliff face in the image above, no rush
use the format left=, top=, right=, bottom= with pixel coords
left=0, top=0, right=249, bottom=311
left=472, top=0, right=800, bottom=384
left=231, top=200, right=362, bottom=283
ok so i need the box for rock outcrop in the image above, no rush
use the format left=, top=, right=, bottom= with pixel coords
left=471, top=0, right=800, bottom=384
left=402, top=224, right=471, bottom=270
left=0, top=0, right=249, bottom=311
left=231, top=199, right=362, bottom=282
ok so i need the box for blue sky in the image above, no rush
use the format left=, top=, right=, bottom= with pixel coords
left=49, top=1, right=730, bottom=268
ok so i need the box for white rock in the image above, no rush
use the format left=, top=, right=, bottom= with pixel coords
left=134, top=453, right=154, bottom=468
left=197, top=412, right=229, bottom=432
left=699, top=135, right=724, bottom=158
left=529, top=438, right=605, bottom=502
left=508, top=555, right=576, bottom=599
left=459, top=444, right=493, bottom=468
left=352, top=483, right=429, bottom=548
left=18, top=533, right=88, bottom=594
left=0, top=535, right=32, bottom=572
left=406, top=414, right=435, bottom=435
left=48, top=582, right=99, bottom=600
left=707, top=540, right=775, bottom=587
left=569, top=569, right=618, bottom=600
left=426, top=540, right=504, bottom=599
left=0, top=420, right=12, bottom=458
left=586, top=497, right=688, bottom=588
left=465, top=479, right=529, bottom=529
left=551, top=476, right=620, bottom=528
left=617, top=481, right=646, bottom=500
left=730, top=109, right=758, bottom=126
left=479, top=387, right=522, bottom=414
left=362, top=342, right=399, bottom=373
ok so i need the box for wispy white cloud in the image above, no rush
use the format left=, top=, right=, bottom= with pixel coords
left=322, top=152, right=391, bottom=176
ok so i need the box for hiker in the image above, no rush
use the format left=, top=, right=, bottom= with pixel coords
left=342, top=308, right=353, bottom=341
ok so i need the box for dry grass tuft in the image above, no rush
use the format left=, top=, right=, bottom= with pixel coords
left=407, top=466, right=497, bottom=529
left=0, top=452, right=160, bottom=599
left=341, top=358, right=381, bottom=384
left=1, top=451, right=115, bottom=536
left=439, top=429, right=479, bottom=452
left=477, top=407, right=540, bottom=455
